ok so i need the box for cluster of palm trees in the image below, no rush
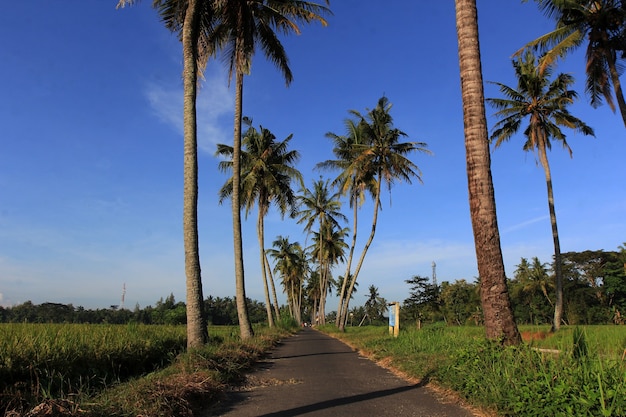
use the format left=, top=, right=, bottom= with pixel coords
left=114, top=0, right=624, bottom=348
left=318, top=97, right=430, bottom=330
left=215, top=97, right=429, bottom=330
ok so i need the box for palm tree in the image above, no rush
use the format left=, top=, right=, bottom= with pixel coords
left=521, top=0, right=626, bottom=126
left=454, top=0, right=521, bottom=345
left=297, top=179, right=347, bottom=325
left=364, top=285, right=387, bottom=323
left=116, top=0, right=210, bottom=347
left=323, top=97, right=430, bottom=331
left=207, top=0, right=330, bottom=340
left=216, top=118, right=302, bottom=327
left=268, top=235, right=307, bottom=324
left=309, top=221, right=349, bottom=322
left=336, top=274, right=358, bottom=299
left=487, top=51, right=594, bottom=331
left=514, top=257, right=554, bottom=306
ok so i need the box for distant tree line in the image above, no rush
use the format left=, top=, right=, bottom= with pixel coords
left=0, top=293, right=268, bottom=326
left=402, top=248, right=626, bottom=327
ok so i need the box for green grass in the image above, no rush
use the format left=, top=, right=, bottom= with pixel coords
left=0, top=323, right=296, bottom=416
left=5, top=322, right=625, bottom=416
left=320, top=324, right=626, bottom=416
left=517, top=325, right=626, bottom=358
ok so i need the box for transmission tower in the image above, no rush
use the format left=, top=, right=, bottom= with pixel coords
left=432, top=261, right=437, bottom=286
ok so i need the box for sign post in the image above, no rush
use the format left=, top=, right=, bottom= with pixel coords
left=388, top=302, right=400, bottom=337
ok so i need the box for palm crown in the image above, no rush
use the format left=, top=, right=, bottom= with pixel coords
left=488, top=51, right=594, bottom=153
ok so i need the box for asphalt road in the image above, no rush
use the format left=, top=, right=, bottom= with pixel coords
left=206, top=327, right=477, bottom=417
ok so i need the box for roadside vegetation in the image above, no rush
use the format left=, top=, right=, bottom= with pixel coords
left=0, top=321, right=298, bottom=417
left=320, top=324, right=626, bottom=417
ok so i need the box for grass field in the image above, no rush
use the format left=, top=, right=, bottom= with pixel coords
left=0, top=322, right=294, bottom=416
left=2, top=322, right=625, bottom=416
left=320, top=324, right=626, bottom=417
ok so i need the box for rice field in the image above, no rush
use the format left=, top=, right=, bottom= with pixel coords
left=0, top=323, right=187, bottom=413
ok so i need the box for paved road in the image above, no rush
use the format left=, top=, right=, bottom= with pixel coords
left=206, top=328, right=477, bottom=417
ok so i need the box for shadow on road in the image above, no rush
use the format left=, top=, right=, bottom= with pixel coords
left=253, top=383, right=423, bottom=417
left=271, top=351, right=353, bottom=360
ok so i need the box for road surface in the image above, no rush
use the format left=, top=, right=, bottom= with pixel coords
left=206, top=327, right=478, bottom=417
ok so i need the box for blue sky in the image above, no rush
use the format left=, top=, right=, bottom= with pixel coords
left=1, top=1, right=624, bottom=310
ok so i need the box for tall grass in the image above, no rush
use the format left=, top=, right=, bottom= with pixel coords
left=321, top=324, right=626, bottom=416
left=1, top=323, right=297, bottom=416
left=0, top=323, right=186, bottom=414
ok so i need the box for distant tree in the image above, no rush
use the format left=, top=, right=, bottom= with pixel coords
left=403, top=275, right=441, bottom=327
left=364, top=285, right=387, bottom=324
left=309, top=220, right=349, bottom=322
left=297, top=179, right=346, bottom=325
left=562, top=249, right=626, bottom=322
left=268, top=235, right=308, bottom=324
left=440, top=280, right=481, bottom=325
left=508, top=257, right=554, bottom=324
left=205, top=296, right=238, bottom=325
left=347, top=305, right=366, bottom=327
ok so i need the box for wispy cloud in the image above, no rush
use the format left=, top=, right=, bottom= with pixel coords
left=502, top=215, right=549, bottom=234
left=145, top=67, right=233, bottom=153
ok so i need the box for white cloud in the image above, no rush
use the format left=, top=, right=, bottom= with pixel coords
left=145, top=67, right=234, bottom=154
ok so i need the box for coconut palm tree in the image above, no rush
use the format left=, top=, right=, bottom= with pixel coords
left=325, top=97, right=430, bottom=331
left=116, top=0, right=211, bottom=347
left=527, top=257, right=554, bottom=306
left=521, top=0, right=626, bottom=126
left=514, top=258, right=553, bottom=302
left=318, top=119, right=376, bottom=328
left=364, top=285, right=387, bottom=324
left=207, top=0, right=330, bottom=339
left=487, top=51, right=594, bottom=331
left=268, top=235, right=307, bottom=324
left=297, top=179, right=346, bottom=325
left=216, top=118, right=302, bottom=327
left=309, top=221, right=349, bottom=322
left=454, top=0, right=522, bottom=345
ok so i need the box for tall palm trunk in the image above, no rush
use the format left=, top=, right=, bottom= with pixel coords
left=454, top=0, right=520, bottom=345
left=336, top=190, right=358, bottom=329
left=257, top=205, right=275, bottom=327
left=316, top=223, right=327, bottom=325
left=293, top=277, right=302, bottom=324
left=264, top=253, right=281, bottom=319
left=537, top=139, right=563, bottom=331
left=233, top=69, right=254, bottom=339
left=318, top=263, right=327, bottom=325
left=182, top=0, right=208, bottom=348
left=340, top=177, right=382, bottom=331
